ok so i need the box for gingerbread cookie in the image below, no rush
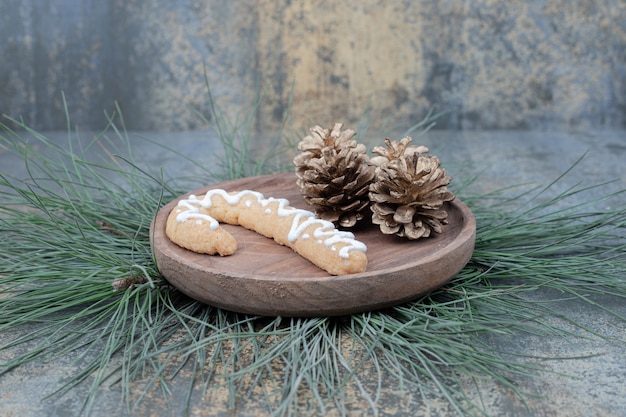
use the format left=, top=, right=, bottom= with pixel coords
left=165, top=189, right=368, bottom=275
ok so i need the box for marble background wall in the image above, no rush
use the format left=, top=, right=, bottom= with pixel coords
left=1, top=0, right=625, bottom=133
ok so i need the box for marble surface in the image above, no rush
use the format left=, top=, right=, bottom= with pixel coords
left=1, top=128, right=625, bottom=416
left=1, top=1, right=625, bottom=133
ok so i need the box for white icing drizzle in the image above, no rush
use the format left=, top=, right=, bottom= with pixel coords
left=174, top=189, right=367, bottom=258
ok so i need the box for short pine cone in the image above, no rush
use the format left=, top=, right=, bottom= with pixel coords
left=369, top=137, right=455, bottom=239
left=293, top=123, right=375, bottom=227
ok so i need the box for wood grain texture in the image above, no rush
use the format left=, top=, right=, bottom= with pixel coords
left=151, top=173, right=476, bottom=316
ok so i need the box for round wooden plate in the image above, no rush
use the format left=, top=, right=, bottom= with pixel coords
left=151, top=173, right=476, bottom=317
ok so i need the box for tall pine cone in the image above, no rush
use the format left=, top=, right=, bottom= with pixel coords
left=293, top=123, right=375, bottom=227
left=369, top=136, right=455, bottom=239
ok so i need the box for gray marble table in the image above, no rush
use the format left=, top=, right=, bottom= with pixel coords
left=1, top=129, right=625, bottom=416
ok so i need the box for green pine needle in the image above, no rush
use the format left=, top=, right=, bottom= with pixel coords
left=1, top=99, right=625, bottom=417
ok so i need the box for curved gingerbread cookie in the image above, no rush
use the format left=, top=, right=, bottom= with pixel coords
left=165, top=189, right=368, bottom=275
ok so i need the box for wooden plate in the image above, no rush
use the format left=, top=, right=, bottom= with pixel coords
left=151, top=173, right=476, bottom=317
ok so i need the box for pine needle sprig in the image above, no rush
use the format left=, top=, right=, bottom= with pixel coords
left=1, top=101, right=625, bottom=416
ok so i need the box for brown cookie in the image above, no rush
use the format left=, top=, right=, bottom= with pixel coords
left=165, top=189, right=367, bottom=275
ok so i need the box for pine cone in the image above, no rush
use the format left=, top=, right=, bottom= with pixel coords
left=369, top=136, right=455, bottom=239
left=293, top=123, right=375, bottom=227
